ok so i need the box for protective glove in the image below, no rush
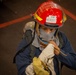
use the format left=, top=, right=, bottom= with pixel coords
left=33, top=57, right=50, bottom=75
left=47, top=58, right=56, bottom=75
left=25, top=63, right=35, bottom=75
left=39, top=43, right=55, bottom=64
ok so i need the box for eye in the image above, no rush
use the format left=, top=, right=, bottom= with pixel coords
left=43, top=28, right=47, bottom=30
left=50, top=29, right=53, bottom=31
left=50, top=29, right=56, bottom=31
left=40, top=26, right=55, bottom=32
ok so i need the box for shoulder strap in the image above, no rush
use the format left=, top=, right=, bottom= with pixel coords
left=24, top=30, right=36, bottom=59
left=13, top=30, right=36, bottom=63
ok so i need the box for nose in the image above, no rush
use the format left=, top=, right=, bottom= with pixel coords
left=46, top=28, right=52, bottom=34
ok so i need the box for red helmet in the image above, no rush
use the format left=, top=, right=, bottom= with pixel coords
left=34, top=1, right=67, bottom=28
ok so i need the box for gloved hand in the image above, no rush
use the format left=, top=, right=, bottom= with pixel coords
left=25, top=63, right=35, bottom=75
left=33, top=57, right=50, bottom=75
left=39, top=43, right=55, bottom=64
left=49, top=41, right=60, bottom=55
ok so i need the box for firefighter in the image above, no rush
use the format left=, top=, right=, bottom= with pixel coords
left=15, top=1, right=76, bottom=75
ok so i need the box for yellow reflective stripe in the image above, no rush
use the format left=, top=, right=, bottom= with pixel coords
left=63, top=15, right=67, bottom=22
left=60, top=14, right=67, bottom=23
left=34, top=13, right=42, bottom=21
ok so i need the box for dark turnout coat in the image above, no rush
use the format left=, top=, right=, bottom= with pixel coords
left=15, top=30, right=76, bottom=75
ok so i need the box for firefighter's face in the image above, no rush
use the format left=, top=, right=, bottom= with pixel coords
left=39, top=26, right=56, bottom=45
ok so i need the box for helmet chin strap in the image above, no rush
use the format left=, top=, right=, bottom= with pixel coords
left=54, top=28, right=58, bottom=36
